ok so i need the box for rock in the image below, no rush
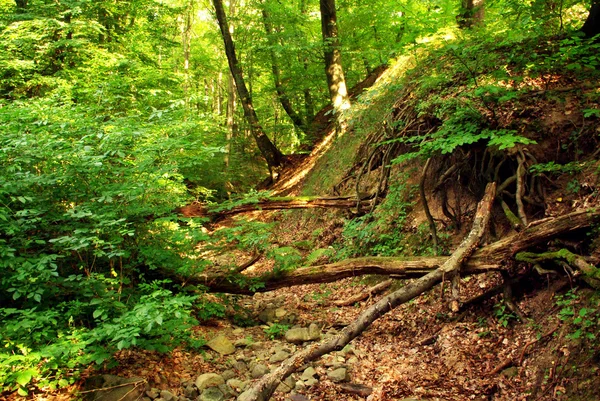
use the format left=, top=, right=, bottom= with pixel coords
left=269, top=350, right=290, bottom=363
left=300, top=367, right=317, bottom=381
left=249, top=341, right=265, bottom=351
left=226, top=379, right=247, bottom=393
left=207, top=335, right=236, bottom=355
left=221, top=370, right=236, bottom=381
left=258, top=308, right=277, bottom=323
left=284, top=328, right=309, bottom=344
left=195, top=373, right=225, bottom=391
left=276, top=376, right=295, bottom=393
left=199, top=387, right=224, bottom=401
left=159, top=390, right=175, bottom=401
left=347, top=356, right=359, bottom=365
left=236, top=390, right=254, bottom=401
left=233, top=361, right=248, bottom=373
left=146, top=389, right=160, bottom=399
left=232, top=328, right=245, bottom=335
left=294, top=381, right=306, bottom=391
left=251, top=363, right=270, bottom=379
left=308, top=323, right=321, bottom=340
left=218, top=384, right=233, bottom=397
left=83, top=375, right=145, bottom=401
left=141, top=398, right=152, bottom=401
left=183, top=386, right=198, bottom=399
left=304, top=377, right=318, bottom=387
left=234, top=338, right=253, bottom=348
left=327, top=367, right=348, bottom=383
left=289, top=394, right=310, bottom=401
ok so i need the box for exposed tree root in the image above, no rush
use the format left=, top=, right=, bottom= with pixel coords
left=236, top=183, right=496, bottom=401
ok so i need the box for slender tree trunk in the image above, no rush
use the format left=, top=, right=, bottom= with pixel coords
left=212, top=0, right=284, bottom=169
left=319, top=0, right=351, bottom=119
left=581, top=0, right=600, bottom=38
left=182, top=0, right=193, bottom=105
left=458, top=0, right=485, bottom=28
left=262, top=7, right=307, bottom=134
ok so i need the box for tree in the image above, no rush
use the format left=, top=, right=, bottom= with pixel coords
left=262, top=4, right=307, bottom=135
left=581, top=0, right=600, bottom=38
left=319, top=0, right=351, bottom=120
left=458, top=0, right=485, bottom=28
left=212, top=0, right=284, bottom=171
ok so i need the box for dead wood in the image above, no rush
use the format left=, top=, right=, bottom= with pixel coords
left=180, top=196, right=373, bottom=218
left=337, top=383, right=373, bottom=397
left=333, top=279, right=393, bottom=306
left=176, top=208, right=600, bottom=295
left=236, top=182, right=496, bottom=401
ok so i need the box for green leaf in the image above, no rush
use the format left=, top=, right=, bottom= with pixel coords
left=16, top=369, right=36, bottom=386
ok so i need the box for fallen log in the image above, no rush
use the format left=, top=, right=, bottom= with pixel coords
left=177, top=206, right=600, bottom=294
left=236, top=182, right=496, bottom=401
left=178, top=195, right=373, bottom=218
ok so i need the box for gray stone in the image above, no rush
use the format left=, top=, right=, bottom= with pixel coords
left=327, top=367, right=348, bottom=383
left=195, top=373, right=225, bottom=391
left=304, top=377, right=318, bottom=387
left=159, top=390, right=174, bottom=401
left=184, top=385, right=198, bottom=399
left=251, top=364, right=270, bottom=379
left=233, top=361, right=248, bottom=373
left=258, top=308, right=277, bottom=323
left=226, top=379, right=246, bottom=393
left=300, top=367, right=317, bottom=381
left=233, top=338, right=253, bottom=348
left=275, top=376, right=295, bottom=393
left=284, top=328, right=310, bottom=344
left=199, top=387, right=224, bottom=401
left=308, top=323, right=321, bottom=340
left=269, top=350, right=290, bottom=363
left=221, top=370, right=236, bottom=381
left=236, top=390, right=253, bottom=401
left=146, top=389, right=160, bottom=399
left=83, top=375, right=145, bottom=401
left=232, top=328, right=245, bottom=335
left=217, top=384, right=233, bottom=397
left=347, top=356, right=359, bottom=365
left=249, top=341, right=265, bottom=351
left=207, top=335, right=236, bottom=355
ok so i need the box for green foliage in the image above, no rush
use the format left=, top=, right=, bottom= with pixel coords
left=555, top=289, right=599, bottom=342
left=494, top=301, right=518, bottom=328
left=263, top=323, right=290, bottom=339
left=338, top=178, right=417, bottom=258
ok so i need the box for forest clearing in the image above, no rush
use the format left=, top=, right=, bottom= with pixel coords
left=1, top=0, right=600, bottom=400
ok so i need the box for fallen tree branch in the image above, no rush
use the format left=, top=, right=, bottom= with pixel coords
left=236, top=182, right=496, bottom=401
left=173, top=208, right=600, bottom=294
left=178, top=196, right=373, bottom=218
left=333, top=279, right=393, bottom=306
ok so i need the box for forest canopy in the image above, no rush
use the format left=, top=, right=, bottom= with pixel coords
left=1, top=0, right=600, bottom=399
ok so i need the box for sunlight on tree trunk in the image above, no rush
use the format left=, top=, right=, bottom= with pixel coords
left=458, top=0, right=485, bottom=28
left=212, top=0, right=283, bottom=171
left=320, top=0, right=351, bottom=134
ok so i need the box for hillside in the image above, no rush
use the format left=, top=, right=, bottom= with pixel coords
left=2, top=2, right=600, bottom=401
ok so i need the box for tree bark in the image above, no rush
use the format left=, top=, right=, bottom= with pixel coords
left=262, top=7, right=307, bottom=134
left=320, top=0, right=351, bottom=119
left=212, top=0, right=284, bottom=169
left=581, top=0, right=600, bottom=38
left=236, top=183, right=496, bottom=401
left=458, top=0, right=485, bottom=28
left=177, top=207, right=600, bottom=295
left=179, top=195, right=373, bottom=218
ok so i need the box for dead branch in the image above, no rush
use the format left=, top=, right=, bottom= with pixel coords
left=236, top=182, right=496, bottom=401
left=171, top=208, right=600, bottom=295
left=180, top=196, right=373, bottom=218
left=333, top=279, right=393, bottom=306
left=515, top=150, right=528, bottom=226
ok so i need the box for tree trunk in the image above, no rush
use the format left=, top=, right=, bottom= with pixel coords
left=262, top=7, right=307, bottom=134
left=237, top=183, right=496, bottom=401
left=14, top=0, right=27, bottom=11
left=320, top=0, right=351, bottom=118
left=581, top=0, right=600, bottom=38
left=458, top=0, right=485, bottom=28
left=212, top=0, right=284, bottom=169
